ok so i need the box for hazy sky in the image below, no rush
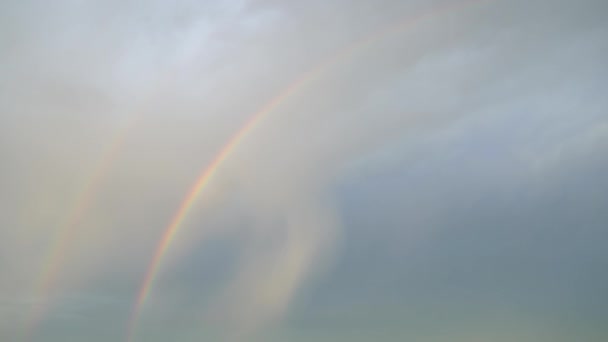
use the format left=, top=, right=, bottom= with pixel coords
left=1, top=0, right=607, bottom=341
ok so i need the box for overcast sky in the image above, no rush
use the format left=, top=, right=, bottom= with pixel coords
left=1, top=0, right=607, bottom=341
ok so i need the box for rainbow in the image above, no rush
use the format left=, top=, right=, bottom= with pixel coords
left=21, top=119, right=136, bottom=342
left=22, top=41, right=217, bottom=340
left=126, top=0, right=488, bottom=340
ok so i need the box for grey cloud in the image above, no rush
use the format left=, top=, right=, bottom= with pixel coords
left=1, top=0, right=607, bottom=341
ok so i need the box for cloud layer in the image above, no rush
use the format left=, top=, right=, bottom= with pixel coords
left=1, top=0, right=607, bottom=341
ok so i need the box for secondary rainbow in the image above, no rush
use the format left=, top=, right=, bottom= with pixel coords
left=126, top=1, right=488, bottom=340
left=21, top=119, right=135, bottom=342
left=23, top=41, right=216, bottom=340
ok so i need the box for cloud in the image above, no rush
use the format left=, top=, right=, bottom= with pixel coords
left=0, top=0, right=607, bottom=341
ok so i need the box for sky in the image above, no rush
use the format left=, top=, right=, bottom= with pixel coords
left=1, top=0, right=607, bottom=341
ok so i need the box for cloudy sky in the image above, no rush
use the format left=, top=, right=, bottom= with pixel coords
left=1, top=0, right=607, bottom=341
